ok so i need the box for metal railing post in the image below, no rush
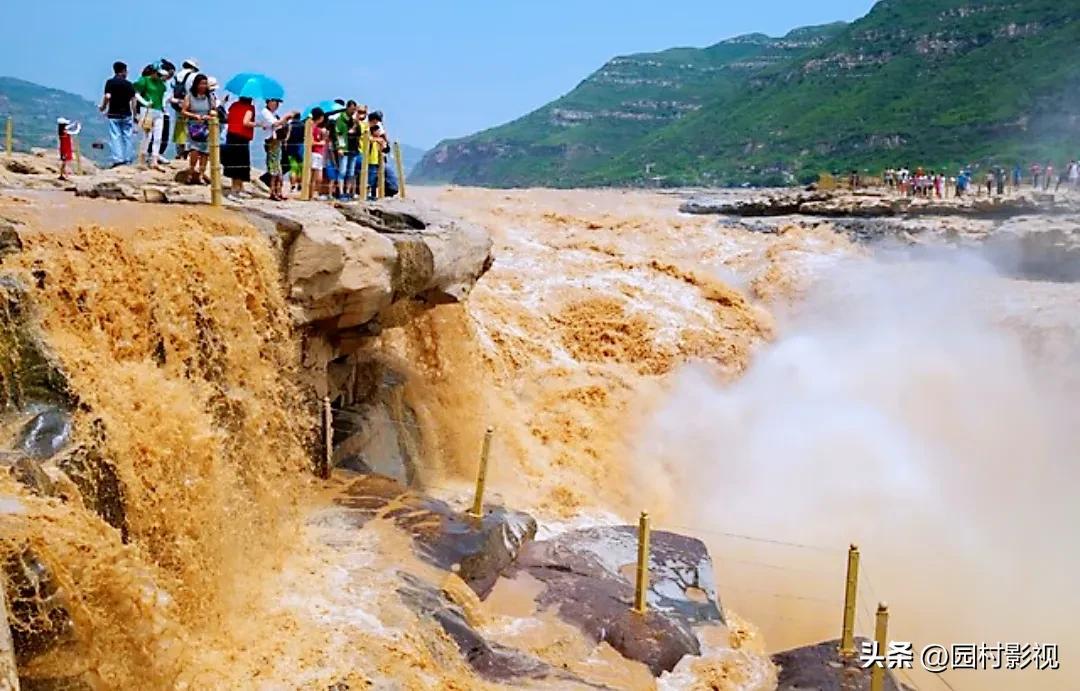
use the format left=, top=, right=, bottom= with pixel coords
left=468, top=427, right=494, bottom=519
left=359, top=131, right=370, bottom=202
left=208, top=114, right=222, bottom=207
left=840, top=544, right=860, bottom=656
left=633, top=511, right=651, bottom=614
left=377, top=153, right=386, bottom=199
left=301, top=118, right=314, bottom=201
left=393, top=141, right=407, bottom=199
left=870, top=603, right=889, bottom=691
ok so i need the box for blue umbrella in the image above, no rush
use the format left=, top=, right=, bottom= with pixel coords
left=224, top=73, right=285, bottom=101
left=303, top=100, right=343, bottom=119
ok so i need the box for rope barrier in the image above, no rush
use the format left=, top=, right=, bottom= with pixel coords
left=663, top=521, right=845, bottom=555
left=725, top=585, right=843, bottom=607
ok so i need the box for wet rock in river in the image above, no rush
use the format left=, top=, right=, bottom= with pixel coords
left=335, top=474, right=537, bottom=598
left=15, top=407, right=71, bottom=460
left=0, top=278, right=70, bottom=410
left=772, top=639, right=909, bottom=691
left=396, top=572, right=555, bottom=683
left=56, top=443, right=128, bottom=540
left=516, top=526, right=724, bottom=675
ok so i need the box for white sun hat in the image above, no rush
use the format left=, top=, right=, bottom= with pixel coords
left=56, top=117, right=71, bottom=125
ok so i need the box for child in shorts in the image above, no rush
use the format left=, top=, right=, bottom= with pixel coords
left=309, top=108, right=327, bottom=199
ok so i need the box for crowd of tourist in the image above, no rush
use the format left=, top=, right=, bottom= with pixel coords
left=96, top=58, right=399, bottom=201
left=881, top=161, right=1080, bottom=198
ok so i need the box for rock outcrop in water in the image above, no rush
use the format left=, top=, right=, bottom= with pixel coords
left=516, top=526, right=723, bottom=675
left=335, top=473, right=537, bottom=598
left=680, top=190, right=1074, bottom=218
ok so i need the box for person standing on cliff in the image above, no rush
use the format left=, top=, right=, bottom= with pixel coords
left=366, top=111, right=399, bottom=199
left=134, top=64, right=169, bottom=169
left=100, top=61, right=136, bottom=167
left=170, top=58, right=201, bottom=161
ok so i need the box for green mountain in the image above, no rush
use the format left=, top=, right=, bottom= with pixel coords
left=412, top=23, right=847, bottom=186
left=0, top=77, right=110, bottom=164
left=416, top=0, right=1080, bottom=188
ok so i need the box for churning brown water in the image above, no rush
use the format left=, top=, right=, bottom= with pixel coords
left=0, top=186, right=1077, bottom=689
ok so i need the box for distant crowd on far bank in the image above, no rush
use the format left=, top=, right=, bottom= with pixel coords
left=851, top=161, right=1080, bottom=198
left=94, top=58, right=400, bottom=202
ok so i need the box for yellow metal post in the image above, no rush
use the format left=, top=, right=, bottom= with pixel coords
left=870, top=603, right=889, bottom=691
left=839, top=544, right=860, bottom=657
left=4, top=117, right=11, bottom=157
left=377, top=155, right=386, bottom=199
left=301, top=118, right=314, bottom=201
left=393, top=141, right=407, bottom=199
left=359, top=131, right=370, bottom=202
left=468, top=426, right=494, bottom=519
left=208, top=114, right=222, bottom=207
left=633, top=511, right=651, bottom=614
left=73, top=134, right=82, bottom=175
left=321, top=395, right=333, bottom=479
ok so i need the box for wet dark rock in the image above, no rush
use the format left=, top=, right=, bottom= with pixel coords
left=0, top=278, right=69, bottom=410
left=773, top=639, right=910, bottom=691
left=396, top=572, right=551, bottom=682
left=516, top=526, right=724, bottom=675
left=4, top=548, right=73, bottom=664
left=15, top=407, right=72, bottom=460
left=57, top=443, right=128, bottom=541
left=336, top=474, right=536, bottom=598
left=327, top=357, right=419, bottom=484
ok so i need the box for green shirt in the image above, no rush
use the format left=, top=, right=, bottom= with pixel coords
left=134, top=76, right=166, bottom=110
left=334, top=115, right=351, bottom=151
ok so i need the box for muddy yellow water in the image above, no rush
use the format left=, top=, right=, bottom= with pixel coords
left=1, top=185, right=1077, bottom=690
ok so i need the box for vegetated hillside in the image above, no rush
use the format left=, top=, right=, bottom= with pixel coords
left=0, top=77, right=109, bottom=163
left=412, top=23, right=847, bottom=187
left=599, top=0, right=1080, bottom=186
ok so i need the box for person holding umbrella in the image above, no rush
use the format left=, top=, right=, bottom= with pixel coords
left=223, top=94, right=256, bottom=195
left=222, top=74, right=285, bottom=196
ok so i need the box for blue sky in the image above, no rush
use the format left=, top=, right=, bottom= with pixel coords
left=1, top=0, right=874, bottom=148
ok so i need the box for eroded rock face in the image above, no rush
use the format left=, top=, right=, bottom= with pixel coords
left=258, top=200, right=493, bottom=333
left=516, top=526, right=724, bottom=675
left=335, top=474, right=536, bottom=598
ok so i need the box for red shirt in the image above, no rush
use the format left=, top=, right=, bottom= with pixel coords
left=227, top=102, right=255, bottom=140
left=58, top=132, right=73, bottom=160
left=312, top=127, right=327, bottom=155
